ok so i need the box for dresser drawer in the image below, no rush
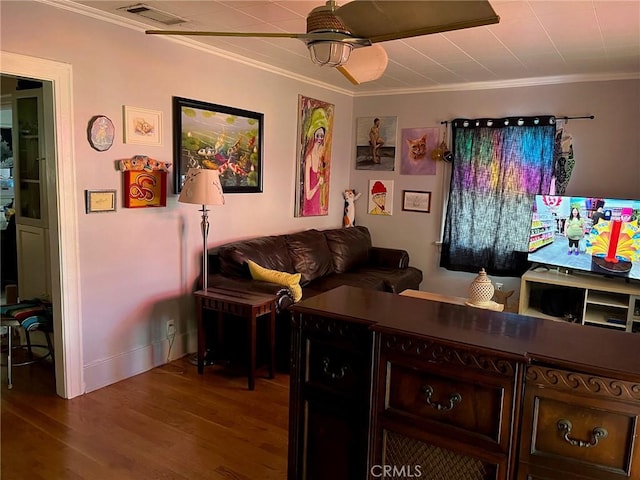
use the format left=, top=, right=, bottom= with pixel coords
left=521, top=366, right=640, bottom=479
left=306, top=337, right=365, bottom=395
left=302, top=315, right=373, bottom=396
left=376, top=334, right=520, bottom=453
left=384, top=360, right=512, bottom=446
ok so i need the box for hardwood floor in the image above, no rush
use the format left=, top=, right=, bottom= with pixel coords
left=1, top=357, right=289, bottom=480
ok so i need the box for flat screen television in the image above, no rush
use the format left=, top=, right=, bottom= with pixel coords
left=527, top=195, right=640, bottom=282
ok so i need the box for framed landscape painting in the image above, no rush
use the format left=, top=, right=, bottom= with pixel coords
left=173, top=96, right=263, bottom=194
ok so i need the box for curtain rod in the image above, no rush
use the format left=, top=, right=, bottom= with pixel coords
left=440, top=115, right=595, bottom=125
left=556, top=115, right=595, bottom=121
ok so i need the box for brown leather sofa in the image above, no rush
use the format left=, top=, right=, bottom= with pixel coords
left=207, top=226, right=423, bottom=369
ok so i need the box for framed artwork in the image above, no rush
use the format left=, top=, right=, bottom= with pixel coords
left=294, top=95, right=335, bottom=217
left=355, top=116, right=397, bottom=171
left=123, top=170, right=167, bottom=208
left=85, top=189, right=116, bottom=213
left=123, top=106, right=162, bottom=146
left=173, top=96, right=263, bottom=194
left=402, top=190, right=431, bottom=213
left=87, top=115, right=115, bottom=152
left=400, top=127, right=439, bottom=175
left=368, top=179, right=394, bottom=215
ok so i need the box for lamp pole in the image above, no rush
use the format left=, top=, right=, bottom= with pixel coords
left=200, top=205, right=210, bottom=291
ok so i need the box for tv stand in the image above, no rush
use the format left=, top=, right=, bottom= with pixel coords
left=519, top=269, right=640, bottom=332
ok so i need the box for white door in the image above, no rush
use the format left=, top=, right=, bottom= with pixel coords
left=12, top=87, right=52, bottom=300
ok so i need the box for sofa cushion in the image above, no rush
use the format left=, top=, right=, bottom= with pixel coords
left=323, top=226, right=372, bottom=274
left=354, top=266, right=424, bottom=294
left=285, top=229, right=335, bottom=284
left=308, top=272, right=386, bottom=294
left=219, top=235, right=295, bottom=278
left=247, top=260, right=302, bottom=302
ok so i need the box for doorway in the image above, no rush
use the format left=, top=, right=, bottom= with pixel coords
left=1, top=51, right=83, bottom=399
left=1, top=76, right=48, bottom=295
left=0, top=84, right=17, bottom=289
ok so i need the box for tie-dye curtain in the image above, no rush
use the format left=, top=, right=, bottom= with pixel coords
left=440, top=117, right=556, bottom=276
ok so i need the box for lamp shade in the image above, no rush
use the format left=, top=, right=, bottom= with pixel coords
left=178, top=168, right=225, bottom=206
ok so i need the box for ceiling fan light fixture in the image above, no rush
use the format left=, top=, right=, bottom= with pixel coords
left=308, top=41, right=352, bottom=67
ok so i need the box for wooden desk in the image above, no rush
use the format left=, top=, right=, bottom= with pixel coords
left=194, top=288, right=277, bottom=390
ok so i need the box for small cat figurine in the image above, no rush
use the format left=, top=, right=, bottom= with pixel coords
left=407, top=134, right=427, bottom=161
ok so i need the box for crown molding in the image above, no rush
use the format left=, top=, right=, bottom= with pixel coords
left=352, top=72, right=640, bottom=97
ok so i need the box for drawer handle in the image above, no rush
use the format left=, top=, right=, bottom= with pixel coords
left=557, top=419, right=608, bottom=448
left=421, top=385, right=462, bottom=411
left=321, top=356, right=348, bottom=380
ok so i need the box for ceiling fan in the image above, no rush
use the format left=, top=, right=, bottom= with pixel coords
left=145, top=1, right=500, bottom=85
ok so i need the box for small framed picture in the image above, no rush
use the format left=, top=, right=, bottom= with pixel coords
left=87, top=115, right=115, bottom=152
left=85, top=189, right=117, bottom=213
left=402, top=190, right=431, bottom=213
left=123, top=106, right=162, bottom=146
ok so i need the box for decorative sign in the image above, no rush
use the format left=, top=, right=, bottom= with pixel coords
left=123, top=170, right=167, bottom=208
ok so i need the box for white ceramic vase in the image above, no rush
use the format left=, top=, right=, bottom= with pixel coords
left=468, top=268, right=495, bottom=306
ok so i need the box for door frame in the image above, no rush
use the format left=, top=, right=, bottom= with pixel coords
left=1, top=51, right=84, bottom=399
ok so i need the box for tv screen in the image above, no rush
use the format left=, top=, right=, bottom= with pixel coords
left=527, top=195, right=640, bottom=281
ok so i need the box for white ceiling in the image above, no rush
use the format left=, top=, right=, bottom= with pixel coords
left=59, top=0, right=640, bottom=94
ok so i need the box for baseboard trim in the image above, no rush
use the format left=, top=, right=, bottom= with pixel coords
left=83, top=332, right=195, bottom=393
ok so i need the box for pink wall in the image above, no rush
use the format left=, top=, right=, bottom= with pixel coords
left=2, top=1, right=638, bottom=393
left=1, top=1, right=354, bottom=392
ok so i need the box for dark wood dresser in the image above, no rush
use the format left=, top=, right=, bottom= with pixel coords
left=288, top=286, right=640, bottom=480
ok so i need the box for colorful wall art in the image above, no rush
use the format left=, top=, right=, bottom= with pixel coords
left=400, top=127, right=439, bottom=175
left=368, top=179, right=394, bottom=215
left=294, top=95, right=335, bottom=217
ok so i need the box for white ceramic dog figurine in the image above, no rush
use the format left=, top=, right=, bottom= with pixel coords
left=343, top=189, right=361, bottom=227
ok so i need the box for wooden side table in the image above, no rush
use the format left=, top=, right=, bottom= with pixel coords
left=194, top=287, right=277, bottom=390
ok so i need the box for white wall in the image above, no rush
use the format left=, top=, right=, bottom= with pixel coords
left=352, top=81, right=640, bottom=299
left=2, top=1, right=639, bottom=393
left=1, top=1, right=353, bottom=392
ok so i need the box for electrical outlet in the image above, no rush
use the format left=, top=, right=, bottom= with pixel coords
left=495, top=282, right=503, bottom=291
left=166, top=319, right=176, bottom=339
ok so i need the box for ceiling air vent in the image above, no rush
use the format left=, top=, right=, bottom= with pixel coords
left=121, top=4, right=186, bottom=26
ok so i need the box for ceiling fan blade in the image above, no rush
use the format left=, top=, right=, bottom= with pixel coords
left=337, top=44, right=388, bottom=85
left=145, top=29, right=371, bottom=47
left=145, top=30, right=307, bottom=39
left=336, top=0, right=500, bottom=43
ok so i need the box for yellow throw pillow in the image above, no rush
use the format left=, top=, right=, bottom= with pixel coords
left=247, top=260, right=303, bottom=302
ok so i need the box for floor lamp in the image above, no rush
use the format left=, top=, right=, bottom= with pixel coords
left=178, top=168, right=225, bottom=291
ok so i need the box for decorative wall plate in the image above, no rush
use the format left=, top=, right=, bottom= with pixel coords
left=87, top=115, right=115, bottom=152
